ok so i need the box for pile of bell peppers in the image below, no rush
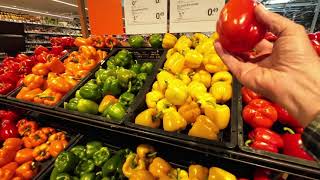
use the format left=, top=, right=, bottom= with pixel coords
left=242, top=87, right=314, bottom=161
left=51, top=142, right=237, bottom=180
left=64, top=49, right=154, bottom=121
left=0, top=109, right=20, bottom=141
left=0, top=114, right=69, bottom=180
left=16, top=45, right=107, bottom=106
left=135, top=33, right=231, bottom=140
left=50, top=37, right=75, bottom=47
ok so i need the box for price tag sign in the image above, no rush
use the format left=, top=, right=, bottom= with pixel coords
left=169, top=0, right=224, bottom=33
left=124, top=0, right=168, bottom=34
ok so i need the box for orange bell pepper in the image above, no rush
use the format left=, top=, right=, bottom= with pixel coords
left=60, top=73, right=79, bottom=87
left=46, top=56, right=65, bottom=74
left=74, top=69, right=90, bottom=79
left=3, top=138, right=23, bottom=151
left=91, top=35, right=105, bottom=48
left=31, top=63, right=50, bottom=76
left=80, top=59, right=97, bottom=70
left=97, top=50, right=107, bottom=61
left=34, top=88, right=63, bottom=106
left=79, top=45, right=97, bottom=60
left=2, top=162, right=18, bottom=171
left=0, top=148, right=16, bottom=168
left=48, top=140, right=68, bottom=158
left=23, top=74, right=45, bottom=90
left=178, top=101, right=201, bottom=124
left=65, top=62, right=82, bottom=76
left=74, top=37, right=92, bottom=47
left=15, top=161, right=38, bottom=179
left=0, top=168, right=15, bottom=180
left=47, top=76, right=73, bottom=94
left=32, top=143, right=50, bottom=161
left=16, top=87, right=43, bottom=102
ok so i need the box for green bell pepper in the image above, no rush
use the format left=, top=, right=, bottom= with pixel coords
left=101, top=177, right=111, bottom=180
left=137, top=72, right=148, bottom=82
left=70, top=145, right=86, bottom=160
left=96, top=69, right=117, bottom=85
left=80, top=172, right=96, bottom=180
left=79, top=82, right=102, bottom=101
left=128, top=35, right=144, bottom=48
left=140, top=62, right=154, bottom=75
left=86, top=141, right=103, bottom=158
left=119, top=92, right=135, bottom=108
left=54, top=151, right=78, bottom=173
left=149, top=34, right=162, bottom=48
left=65, top=98, right=80, bottom=111
left=101, top=149, right=129, bottom=177
left=74, top=159, right=95, bottom=176
left=107, top=57, right=117, bottom=70
left=93, top=147, right=110, bottom=167
left=129, top=62, right=141, bottom=74
left=114, top=49, right=132, bottom=67
left=75, top=90, right=82, bottom=99
left=77, top=99, right=99, bottom=114
left=50, top=167, right=59, bottom=180
left=103, top=102, right=126, bottom=121
left=116, top=68, right=136, bottom=88
left=72, top=177, right=80, bottom=180
left=131, top=73, right=148, bottom=94
left=56, top=173, right=72, bottom=180
left=102, top=76, right=121, bottom=96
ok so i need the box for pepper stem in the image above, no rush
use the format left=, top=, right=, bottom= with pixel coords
left=283, top=127, right=295, bottom=134
left=245, top=139, right=252, bottom=146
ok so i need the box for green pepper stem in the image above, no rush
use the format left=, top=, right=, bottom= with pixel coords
left=245, top=139, right=252, bottom=146
left=283, top=127, right=295, bottom=134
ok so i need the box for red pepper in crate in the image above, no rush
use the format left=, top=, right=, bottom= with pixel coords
left=241, top=87, right=263, bottom=104
left=19, top=59, right=35, bottom=75
left=34, top=45, right=49, bottom=55
left=0, top=83, right=14, bottom=95
left=17, top=119, right=38, bottom=136
left=242, top=99, right=277, bottom=128
left=272, top=103, right=302, bottom=129
left=0, top=121, right=19, bottom=140
left=253, top=168, right=271, bottom=180
left=50, top=46, right=64, bottom=56
left=246, top=128, right=283, bottom=153
left=0, top=110, right=19, bottom=123
left=282, top=127, right=314, bottom=161
left=105, top=35, right=118, bottom=49
left=16, top=54, right=29, bottom=62
left=92, top=35, right=105, bottom=48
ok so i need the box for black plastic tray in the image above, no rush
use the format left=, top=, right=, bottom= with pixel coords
left=7, top=49, right=112, bottom=109
left=237, top=82, right=320, bottom=169
left=124, top=71, right=239, bottom=149
left=55, top=48, right=166, bottom=124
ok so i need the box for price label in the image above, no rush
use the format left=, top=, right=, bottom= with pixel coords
left=169, top=0, right=224, bottom=33
left=124, top=0, right=168, bottom=34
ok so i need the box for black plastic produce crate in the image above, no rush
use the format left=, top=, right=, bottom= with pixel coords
left=124, top=72, right=239, bottom=149
left=7, top=49, right=112, bottom=109
left=237, top=83, right=320, bottom=169
left=55, top=48, right=166, bottom=124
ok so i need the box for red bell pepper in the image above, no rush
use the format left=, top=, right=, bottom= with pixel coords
left=34, top=45, right=49, bottom=55
left=105, top=35, right=118, bottom=49
left=308, top=33, right=317, bottom=41
left=253, top=168, right=271, bottom=180
left=91, top=35, right=105, bottom=48
left=272, top=103, right=302, bottom=128
left=216, top=0, right=266, bottom=53
left=50, top=46, right=64, bottom=56
left=18, top=59, right=35, bottom=75
left=0, top=110, right=19, bottom=123
left=0, top=121, right=19, bottom=141
left=246, top=128, right=283, bottom=153
left=242, top=99, right=277, bottom=128
left=310, top=39, right=320, bottom=56
left=15, top=54, right=29, bottom=62
left=282, top=127, right=314, bottom=161
left=241, top=87, right=263, bottom=104
left=0, top=71, right=20, bottom=85
left=264, top=32, right=278, bottom=42
left=0, top=82, right=14, bottom=95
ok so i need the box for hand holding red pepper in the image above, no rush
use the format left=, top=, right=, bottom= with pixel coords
left=246, top=128, right=283, bottom=153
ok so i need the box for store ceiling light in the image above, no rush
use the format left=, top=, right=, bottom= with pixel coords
left=51, top=0, right=88, bottom=10
left=267, top=0, right=291, bottom=4
left=0, top=5, right=73, bottom=20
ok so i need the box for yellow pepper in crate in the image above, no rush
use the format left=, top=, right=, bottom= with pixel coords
left=156, top=99, right=176, bottom=115
left=211, top=71, right=232, bottom=84
left=174, top=35, right=192, bottom=54
left=135, top=108, right=161, bottom=128
left=210, top=32, right=219, bottom=42
left=149, top=157, right=172, bottom=178
left=192, top=70, right=211, bottom=88
left=210, top=82, right=232, bottom=103
left=184, top=49, right=203, bottom=69
left=122, top=153, right=146, bottom=178
left=130, top=170, right=155, bottom=180
left=191, top=33, right=209, bottom=47
left=165, top=79, right=188, bottom=106
left=177, top=68, right=194, bottom=85
left=187, top=81, right=207, bottom=99
left=195, top=39, right=215, bottom=55
left=164, top=52, right=185, bottom=75
left=165, top=168, right=189, bottom=180
left=197, top=92, right=216, bottom=109
left=136, top=144, right=155, bottom=161
left=157, top=70, right=175, bottom=93
left=146, top=90, right=164, bottom=108
left=163, top=108, right=187, bottom=132
left=203, top=53, right=228, bottom=73
left=166, top=48, right=176, bottom=59
left=188, top=115, right=219, bottom=140
left=204, top=104, right=230, bottom=130
left=208, top=167, right=236, bottom=180
left=178, top=101, right=201, bottom=124
left=189, top=164, right=209, bottom=180
left=152, top=81, right=165, bottom=94
left=162, top=33, right=178, bottom=49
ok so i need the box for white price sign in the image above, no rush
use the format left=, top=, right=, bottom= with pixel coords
left=124, top=0, right=168, bottom=34
left=169, top=0, right=224, bottom=33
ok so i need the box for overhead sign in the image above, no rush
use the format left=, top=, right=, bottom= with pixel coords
left=169, top=0, right=224, bottom=33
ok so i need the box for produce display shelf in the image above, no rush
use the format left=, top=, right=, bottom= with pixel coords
left=0, top=20, right=81, bottom=29
left=24, top=31, right=81, bottom=36
left=25, top=41, right=51, bottom=44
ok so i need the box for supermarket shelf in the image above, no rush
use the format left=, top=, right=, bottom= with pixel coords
left=24, top=31, right=81, bottom=36
left=0, top=34, right=24, bottom=38
left=0, top=97, right=319, bottom=179
left=0, top=20, right=81, bottom=30
left=25, top=41, right=50, bottom=44
left=20, top=51, right=34, bottom=54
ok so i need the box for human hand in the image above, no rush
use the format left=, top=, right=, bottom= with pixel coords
left=215, top=4, right=320, bottom=127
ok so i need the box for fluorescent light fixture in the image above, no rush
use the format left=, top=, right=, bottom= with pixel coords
left=267, top=0, right=291, bottom=4
left=0, top=5, right=73, bottom=19
left=52, top=0, right=88, bottom=10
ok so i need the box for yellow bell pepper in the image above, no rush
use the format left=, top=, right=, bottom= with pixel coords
left=195, top=39, right=215, bottom=55
left=203, top=53, right=228, bottom=73
left=152, top=81, right=164, bottom=94
left=163, top=108, right=187, bottom=132
left=146, top=90, right=164, bottom=108
left=204, top=104, right=230, bottom=130
left=164, top=52, right=185, bottom=75
left=149, top=157, right=172, bottom=178
left=210, top=82, right=232, bottom=103
left=136, top=144, right=156, bottom=160
left=166, top=48, right=177, bottom=59
left=162, top=33, right=178, bottom=49
left=178, top=101, right=201, bottom=124
left=192, top=70, right=211, bottom=88
left=122, top=153, right=146, bottom=178
left=157, top=70, right=175, bottom=92
left=177, top=68, right=194, bottom=85
left=188, top=115, right=219, bottom=140
left=196, top=92, right=216, bottom=109
left=165, top=79, right=188, bottom=106
left=211, top=71, right=232, bottom=84
left=184, top=49, right=203, bottom=69
left=130, top=170, right=155, bottom=180
left=210, top=32, right=219, bottom=42
left=166, top=168, right=189, bottom=180
left=189, top=164, right=209, bottom=180
left=174, top=35, right=192, bottom=54
left=156, top=98, right=177, bottom=115
left=208, top=167, right=236, bottom=180
left=191, top=33, right=209, bottom=48
left=135, top=108, right=161, bottom=128
left=187, top=81, right=207, bottom=99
